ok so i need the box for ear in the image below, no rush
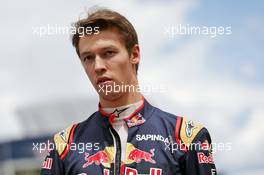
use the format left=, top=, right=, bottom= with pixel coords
left=129, top=44, right=140, bottom=65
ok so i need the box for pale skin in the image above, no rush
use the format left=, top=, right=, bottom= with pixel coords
left=78, top=28, right=142, bottom=108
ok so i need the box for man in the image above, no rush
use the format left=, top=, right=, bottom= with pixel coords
left=41, top=8, right=217, bottom=175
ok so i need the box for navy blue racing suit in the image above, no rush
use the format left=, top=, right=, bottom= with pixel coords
left=40, top=99, right=217, bottom=175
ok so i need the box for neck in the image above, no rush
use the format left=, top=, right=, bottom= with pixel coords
left=99, top=91, right=143, bottom=108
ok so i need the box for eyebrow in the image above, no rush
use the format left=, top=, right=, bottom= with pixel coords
left=80, top=45, right=117, bottom=57
left=98, top=45, right=117, bottom=52
left=80, top=51, right=92, bottom=58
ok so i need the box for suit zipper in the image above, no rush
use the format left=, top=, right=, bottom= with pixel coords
left=109, top=127, right=121, bottom=175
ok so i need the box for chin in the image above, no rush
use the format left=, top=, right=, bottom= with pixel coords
left=99, top=91, right=123, bottom=101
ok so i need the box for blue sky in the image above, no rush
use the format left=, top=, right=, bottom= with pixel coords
left=188, top=0, right=264, bottom=84
left=0, top=0, right=263, bottom=174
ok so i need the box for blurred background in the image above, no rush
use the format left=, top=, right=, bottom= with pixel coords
left=0, top=0, right=263, bottom=174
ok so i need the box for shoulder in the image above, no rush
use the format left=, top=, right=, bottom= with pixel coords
left=150, top=106, right=211, bottom=146
left=151, top=107, right=179, bottom=122
left=53, top=124, right=78, bottom=159
left=175, top=116, right=212, bottom=149
left=53, top=112, right=98, bottom=159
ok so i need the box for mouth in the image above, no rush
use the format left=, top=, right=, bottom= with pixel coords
left=96, top=77, right=113, bottom=85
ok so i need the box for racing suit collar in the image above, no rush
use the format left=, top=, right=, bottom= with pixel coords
left=99, top=97, right=154, bottom=128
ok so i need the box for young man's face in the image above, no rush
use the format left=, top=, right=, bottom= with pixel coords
left=78, top=28, right=140, bottom=101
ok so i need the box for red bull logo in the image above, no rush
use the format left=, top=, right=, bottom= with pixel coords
left=123, top=143, right=162, bottom=175
left=128, top=148, right=156, bottom=164
left=126, top=113, right=145, bottom=127
left=125, top=143, right=156, bottom=165
left=82, top=146, right=114, bottom=168
left=82, top=151, right=110, bottom=168
left=82, top=143, right=162, bottom=175
left=197, top=152, right=214, bottom=164
left=125, top=167, right=162, bottom=175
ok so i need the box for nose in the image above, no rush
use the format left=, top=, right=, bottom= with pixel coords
left=94, top=56, right=106, bottom=74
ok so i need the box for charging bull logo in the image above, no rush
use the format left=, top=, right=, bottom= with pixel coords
left=83, top=151, right=110, bottom=168
left=128, top=148, right=156, bottom=164
left=82, top=143, right=162, bottom=175
left=82, top=146, right=114, bottom=168
left=125, top=143, right=156, bottom=165
left=126, top=113, right=145, bottom=127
